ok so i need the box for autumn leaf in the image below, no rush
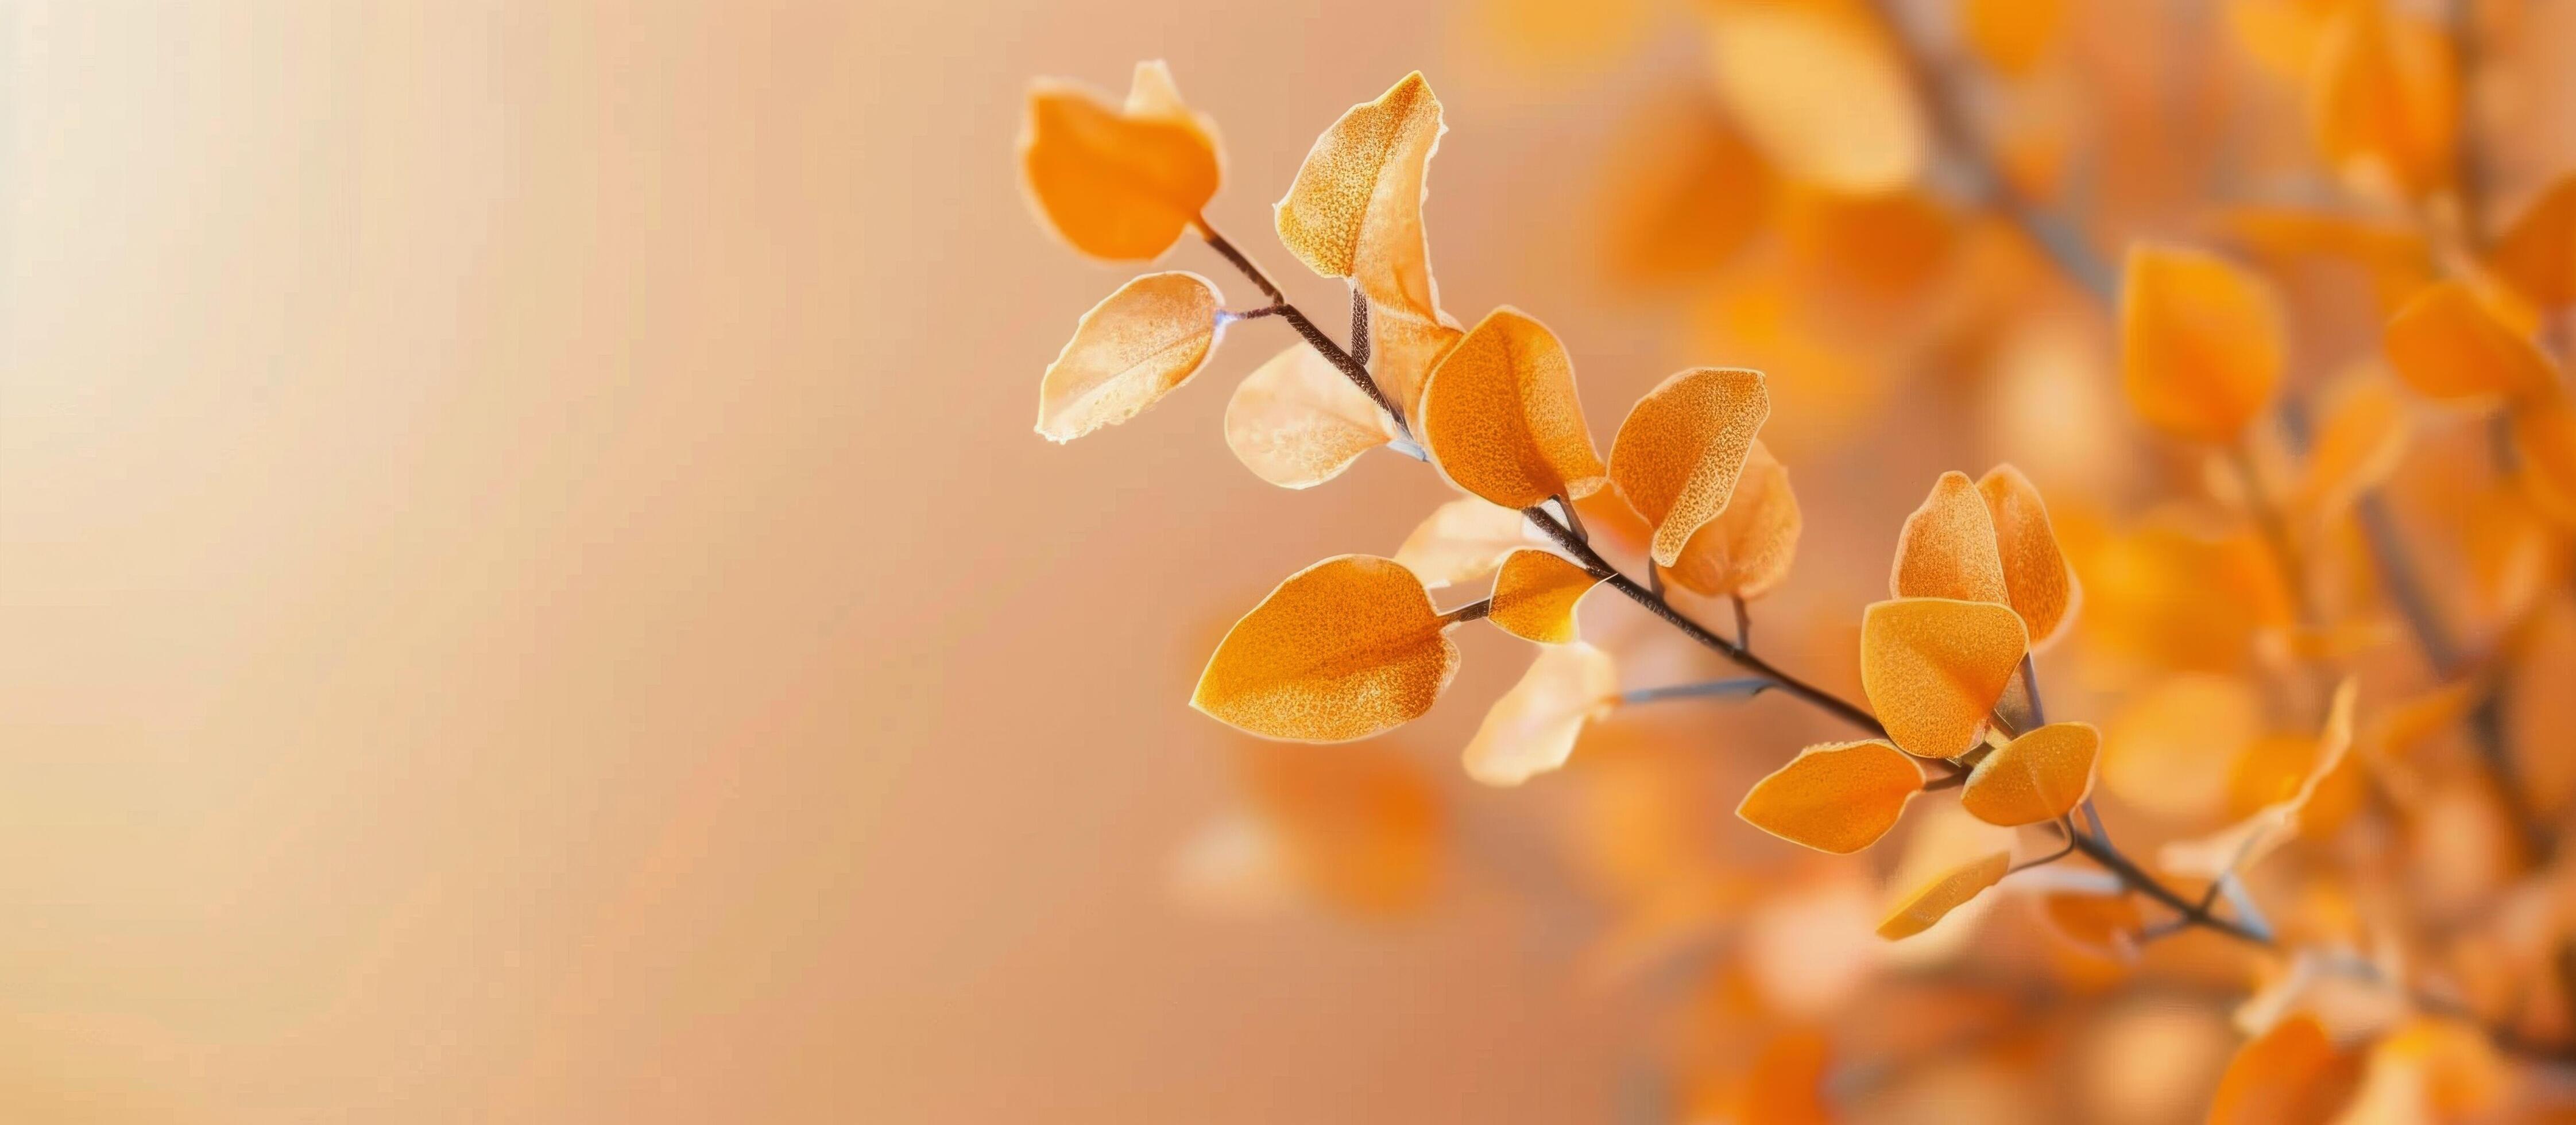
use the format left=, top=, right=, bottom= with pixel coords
left=1608, top=367, right=1772, bottom=568
left=1700, top=0, right=1928, bottom=194
left=2121, top=243, right=2286, bottom=444
left=2308, top=0, right=2457, bottom=199
left=1665, top=440, right=1802, bottom=599
left=2207, top=1016, right=2365, bottom=1125
left=1961, top=721, right=2099, bottom=827
left=1418, top=307, right=1608, bottom=509
left=1889, top=470, right=2009, bottom=605
left=1021, top=61, right=1224, bottom=261
left=1462, top=642, right=1616, bottom=786
left=1736, top=740, right=1924, bottom=854
left=1193, top=555, right=1463, bottom=742
left=1877, top=849, right=2011, bottom=940
left=1274, top=72, right=1463, bottom=415
left=1598, top=93, right=1774, bottom=287
left=2160, top=678, right=2360, bottom=879
left=1977, top=464, right=2080, bottom=647
left=1224, top=344, right=1393, bottom=488
left=2493, top=173, right=2576, bottom=308
left=1963, top=0, right=2067, bottom=76
left=2101, top=673, right=2266, bottom=821
left=2382, top=280, right=2559, bottom=402
left=2292, top=367, right=2409, bottom=517
left=1860, top=598, right=2029, bottom=759
left=1487, top=549, right=1606, bottom=645
left=1393, top=497, right=1545, bottom=589
left=1035, top=271, right=1224, bottom=442
left=2511, top=389, right=2576, bottom=523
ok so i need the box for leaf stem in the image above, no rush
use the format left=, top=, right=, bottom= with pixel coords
left=1618, top=678, right=1774, bottom=706
left=1194, top=219, right=1413, bottom=441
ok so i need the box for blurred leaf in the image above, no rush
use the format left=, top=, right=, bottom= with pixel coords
left=1961, top=721, right=2098, bottom=826
left=1597, top=93, right=1775, bottom=286
left=1666, top=440, right=1804, bottom=599
left=2308, top=0, right=2457, bottom=199
left=1020, top=61, right=1223, bottom=261
left=2508, top=388, right=2576, bottom=523
left=2207, top=1016, right=2364, bottom=1125
left=2291, top=367, right=2409, bottom=517
left=2160, top=678, right=2360, bottom=879
left=1860, top=598, right=2029, bottom=759
left=1962, top=0, right=2066, bottom=76
left=2120, top=243, right=2285, bottom=444
left=1463, top=642, right=1616, bottom=786
left=1224, top=344, right=1393, bottom=488
left=2492, top=173, right=2576, bottom=308
left=1701, top=0, right=1928, bottom=194
left=1194, top=555, right=1461, bottom=742
left=1736, top=739, right=1924, bottom=854
left=1609, top=366, right=1772, bottom=567
left=1035, top=271, right=1224, bottom=441
left=1419, top=307, right=1608, bottom=509
left=1394, top=496, right=1545, bottom=589
left=2101, top=672, right=2266, bottom=821
left=2382, top=280, right=2559, bottom=402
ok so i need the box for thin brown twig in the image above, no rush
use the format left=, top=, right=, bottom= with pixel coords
left=1194, top=219, right=1414, bottom=440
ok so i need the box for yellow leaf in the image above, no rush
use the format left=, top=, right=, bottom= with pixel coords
left=1193, top=555, right=1463, bottom=742
left=1418, top=307, right=1608, bottom=509
left=1859, top=598, right=2029, bottom=759
left=1889, top=470, right=2010, bottom=605
left=2493, top=174, right=2576, bottom=308
left=1273, top=72, right=1462, bottom=416
left=1393, top=497, right=1544, bottom=589
left=1960, top=721, right=2099, bottom=826
left=1963, top=0, right=2067, bottom=76
left=2292, top=367, right=2409, bottom=516
left=1701, top=0, right=1928, bottom=194
left=1877, top=849, right=2010, bottom=940
left=1224, top=344, right=1393, bottom=488
left=1487, top=549, right=1606, bottom=645
left=1977, top=464, right=2081, bottom=647
left=1735, top=740, right=1924, bottom=854
left=1034, top=271, right=1224, bottom=441
left=2382, top=280, right=2560, bottom=402
left=2207, top=1016, right=2365, bottom=1125
left=2308, top=0, right=2457, bottom=199
left=1020, top=62, right=1224, bottom=262
left=2160, top=678, right=2359, bottom=879
left=2509, top=388, right=2576, bottom=523
left=2119, top=243, right=2285, bottom=444
left=1462, top=642, right=1616, bottom=786
left=1609, top=367, right=1772, bottom=567
left=1666, top=440, right=1803, bottom=599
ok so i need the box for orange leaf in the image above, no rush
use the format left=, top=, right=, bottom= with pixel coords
left=2036, top=891, right=2142, bottom=957
left=1701, top=0, right=1927, bottom=193
left=1889, top=470, right=2010, bottom=605
left=1034, top=271, right=1224, bottom=441
left=1598, top=94, right=1774, bottom=286
left=1978, top=464, right=2081, bottom=647
left=2160, top=678, right=2360, bottom=879
left=1666, top=440, right=1803, bottom=599
left=1961, top=721, right=2099, bottom=826
left=2208, top=1016, right=2365, bottom=1125
left=1608, top=367, right=1772, bottom=567
left=1877, top=849, right=2010, bottom=940
left=1393, top=497, right=1545, bottom=589
left=1963, top=0, right=2067, bottom=76
left=2292, top=367, right=2409, bottom=516
left=1736, top=740, right=1924, bottom=854
left=1224, top=344, right=1393, bottom=488
left=2101, top=673, right=2265, bottom=820
left=1462, top=642, right=1616, bottom=786
left=1859, top=598, right=2029, bottom=759
left=1418, top=307, right=1608, bottom=509
left=2308, top=0, right=2457, bottom=199
left=2120, top=243, right=2285, bottom=444
left=1487, top=549, right=1606, bottom=645
left=2509, top=388, right=2576, bottom=523
left=1273, top=72, right=1462, bottom=415
left=2493, top=174, right=2576, bottom=308
left=2382, top=280, right=2560, bottom=402
left=1193, top=555, right=1462, bottom=742
left=1020, top=62, right=1223, bottom=262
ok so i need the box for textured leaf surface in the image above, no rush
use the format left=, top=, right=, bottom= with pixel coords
left=2121, top=244, right=2285, bottom=443
left=1020, top=62, right=1223, bottom=261
left=1419, top=308, right=1607, bottom=509
left=1487, top=549, right=1604, bottom=645
left=1608, top=367, right=1771, bottom=567
left=1977, top=464, right=2079, bottom=646
left=1860, top=598, right=2029, bottom=759
left=1193, top=556, right=1460, bottom=742
left=1736, top=740, right=1923, bottom=854
left=1665, top=440, right=1801, bottom=599
left=1889, top=471, right=2009, bottom=605
left=1877, top=850, right=2010, bottom=940
left=1224, top=344, right=1391, bottom=488
left=1961, top=721, right=2099, bottom=827
left=1462, top=642, right=1615, bottom=786
left=1035, top=271, right=1223, bottom=441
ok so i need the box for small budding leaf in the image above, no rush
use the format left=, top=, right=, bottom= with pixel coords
left=1418, top=307, right=1608, bottom=509
left=1876, top=849, right=2011, bottom=940
left=1224, top=344, right=1394, bottom=488
left=1193, top=555, right=1461, bottom=743
left=1665, top=440, right=1802, bottom=599
left=1035, top=271, right=1224, bottom=442
left=1889, top=470, right=2010, bottom=605
left=1859, top=598, right=2029, bottom=759
left=1960, top=721, right=2100, bottom=827
left=1735, top=740, right=1924, bottom=854
left=1393, top=497, right=1545, bottom=589
left=2308, top=0, right=2457, bottom=199
left=1273, top=72, right=1463, bottom=416
left=2382, top=280, right=2560, bottom=402
left=1977, top=464, right=2080, bottom=647
left=1700, top=0, right=1928, bottom=195
left=2120, top=243, right=2287, bottom=444
left=1020, top=62, right=1224, bottom=262
left=2493, top=173, right=2576, bottom=308
left=1608, top=367, right=1772, bottom=567
left=1487, top=549, right=1604, bottom=645
left=1461, top=642, right=1616, bottom=786
left=2159, top=678, right=2360, bottom=879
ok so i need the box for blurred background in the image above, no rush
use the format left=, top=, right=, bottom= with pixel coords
left=6, top=0, right=2575, bottom=1122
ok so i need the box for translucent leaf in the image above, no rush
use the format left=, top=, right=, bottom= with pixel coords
left=1978, top=464, right=2081, bottom=647
left=2382, top=280, right=2559, bottom=401
left=1020, top=62, right=1224, bottom=262
left=1735, top=739, right=1924, bottom=854
left=2493, top=174, right=2576, bottom=308
left=1034, top=271, right=1224, bottom=442
left=1701, top=0, right=1928, bottom=194
left=1224, top=344, right=1393, bottom=488
left=2160, top=678, right=2360, bottom=879
left=2308, top=0, right=2457, bottom=199
left=1665, top=440, right=1803, bottom=599
left=1462, top=642, right=1616, bottom=786
left=1961, top=721, right=2099, bottom=827
left=2120, top=243, right=2285, bottom=444
left=1608, top=367, right=1771, bottom=568
left=1418, top=307, right=1608, bottom=509
left=2292, top=367, right=2409, bottom=517
left=1889, top=470, right=2010, bottom=605
left=1272, top=72, right=1462, bottom=415
left=1877, top=849, right=2011, bottom=940
left=1393, top=497, right=1544, bottom=589
left=2511, top=389, right=2576, bottom=523
left=1487, top=549, right=1605, bottom=645
left=1963, top=0, right=2067, bottom=76
left=2207, top=1016, right=2364, bottom=1125
left=1193, top=555, right=1462, bottom=742
left=1859, top=598, right=2030, bottom=759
